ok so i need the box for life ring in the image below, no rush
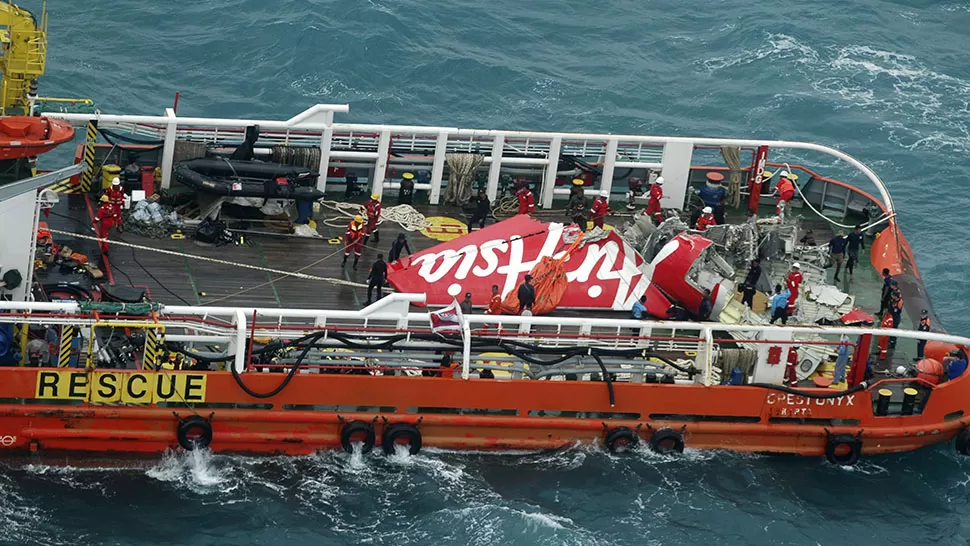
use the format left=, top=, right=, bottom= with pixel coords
left=177, top=415, right=213, bottom=451
left=381, top=422, right=422, bottom=455
left=649, top=428, right=685, bottom=454
left=955, top=428, right=970, bottom=456
left=604, top=426, right=639, bottom=453
left=340, top=420, right=376, bottom=454
left=825, top=434, right=862, bottom=466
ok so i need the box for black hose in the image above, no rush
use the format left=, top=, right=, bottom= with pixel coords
left=229, top=332, right=327, bottom=399
left=749, top=381, right=869, bottom=399
left=592, top=354, right=615, bottom=407
left=206, top=329, right=693, bottom=402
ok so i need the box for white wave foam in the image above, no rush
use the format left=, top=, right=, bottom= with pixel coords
left=702, top=31, right=970, bottom=154
left=146, top=449, right=230, bottom=491
left=700, top=33, right=819, bottom=71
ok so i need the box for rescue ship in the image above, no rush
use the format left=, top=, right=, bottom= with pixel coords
left=0, top=2, right=967, bottom=467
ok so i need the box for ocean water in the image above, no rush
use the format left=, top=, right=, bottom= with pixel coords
left=5, top=0, right=970, bottom=544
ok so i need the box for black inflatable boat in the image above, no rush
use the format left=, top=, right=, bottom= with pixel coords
left=173, top=158, right=324, bottom=200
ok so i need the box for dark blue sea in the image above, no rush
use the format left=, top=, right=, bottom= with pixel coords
left=5, top=0, right=970, bottom=544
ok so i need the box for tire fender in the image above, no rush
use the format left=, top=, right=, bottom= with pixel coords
left=177, top=415, right=213, bottom=451
left=381, top=422, right=422, bottom=455
left=340, top=420, right=376, bottom=454
left=649, top=427, right=685, bottom=454
left=604, top=426, right=639, bottom=453
left=825, top=434, right=862, bottom=466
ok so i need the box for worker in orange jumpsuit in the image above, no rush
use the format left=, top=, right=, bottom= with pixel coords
left=695, top=206, right=717, bottom=231
left=104, top=177, right=125, bottom=216
left=516, top=183, right=535, bottom=216
left=93, top=194, right=120, bottom=255
left=486, top=284, right=503, bottom=315
left=363, top=193, right=382, bottom=244
left=774, top=171, right=798, bottom=215
left=785, top=262, right=803, bottom=315
left=589, top=190, right=612, bottom=230
left=785, top=347, right=799, bottom=387
left=646, top=176, right=664, bottom=223
left=343, top=215, right=366, bottom=269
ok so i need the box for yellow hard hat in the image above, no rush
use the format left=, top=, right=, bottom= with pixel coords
left=402, top=172, right=415, bottom=180
left=371, top=193, right=380, bottom=200
left=354, top=214, right=363, bottom=223
left=100, top=194, right=109, bottom=202
left=572, top=178, right=584, bottom=186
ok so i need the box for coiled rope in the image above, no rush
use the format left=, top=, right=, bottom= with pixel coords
left=318, top=200, right=432, bottom=231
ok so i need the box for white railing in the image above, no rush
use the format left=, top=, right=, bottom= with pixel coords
left=0, top=294, right=964, bottom=384
left=42, top=104, right=893, bottom=213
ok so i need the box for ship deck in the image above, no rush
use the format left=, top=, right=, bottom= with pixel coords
left=40, top=194, right=893, bottom=319
left=35, top=191, right=922, bottom=383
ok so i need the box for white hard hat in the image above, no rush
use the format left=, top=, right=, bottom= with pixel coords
left=111, top=177, right=121, bottom=186
left=895, top=365, right=907, bottom=376
left=655, top=176, right=664, bottom=185
left=702, top=206, right=712, bottom=214
left=792, top=262, right=801, bottom=269
left=599, top=190, right=608, bottom=198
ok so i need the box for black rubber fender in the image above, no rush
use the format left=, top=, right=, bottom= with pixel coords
left=340, top=420, right=376, bottom=454
left=381, top=422, right=422, bottom=455
left=604, top=426, right=639, bottom=453
left=825, top=434, right=862, bottom=466
left=177, top=415, right=213, bottom=451
left=956, top=428, right=970, bottom=456
left=649, top=427, right=685, bottom=454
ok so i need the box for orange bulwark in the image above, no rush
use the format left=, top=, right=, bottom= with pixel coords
left=0, top=299, right=968, bottom=466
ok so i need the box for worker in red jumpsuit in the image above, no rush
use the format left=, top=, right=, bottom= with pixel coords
left=785, top=347, right=799, bottom=387
left=774, top=171, right=798, bottom=215
left=646, top=176, right=664, bottom=223
left=516, top=183, right=535, bottom=216
left=695, top=206, right=717, bottom=231
left=93, top=194, right=120, bottom=255
left=105, top=177, right=125, bottom=216
left=785, top=262, right=803, bottom=315
left=343, top=215, right=366, bottom=269
left=363, top=193, right=382, bottom=244
left=589, top=190, right=612, bottom=230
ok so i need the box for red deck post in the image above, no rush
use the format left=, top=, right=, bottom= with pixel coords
left=848, top=333, right=872, bottom=387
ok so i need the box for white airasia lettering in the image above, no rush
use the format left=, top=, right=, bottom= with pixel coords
left=472, top=240, right=509, bottom=278
left=452, top=244, right=481, bottom=280
left=766, top=393, right=855, bottom=407
left=413, top=249, right=465, bottom=283
left=412, top=224, right=646, bottom=308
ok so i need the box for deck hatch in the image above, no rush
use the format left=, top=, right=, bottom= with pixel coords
left=650, top=413, right=761, bottom=423
left=768, top=417, right=861, bottom=426
left=281, top=404, right=397, bottom=413
left=528, top=410, right=641, bottom=420
left=406, top=407, right=518, bottom=416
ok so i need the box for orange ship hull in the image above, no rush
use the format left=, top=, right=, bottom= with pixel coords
left=1, top=367, right=966, bottom=461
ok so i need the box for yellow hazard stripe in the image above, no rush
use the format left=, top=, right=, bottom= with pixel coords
left=144, top=328, right=158, bottom=370
left=78, top=121, right=98, bottom=193
left=58, top=326, right=74, bottom=367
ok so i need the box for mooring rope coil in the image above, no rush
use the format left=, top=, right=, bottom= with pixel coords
left=318, top=201, right=432, bottom=231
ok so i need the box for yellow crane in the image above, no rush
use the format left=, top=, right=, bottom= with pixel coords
left=0, top=0, right=47, bottom=115
left=0, top=1, right=92, bottom=115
